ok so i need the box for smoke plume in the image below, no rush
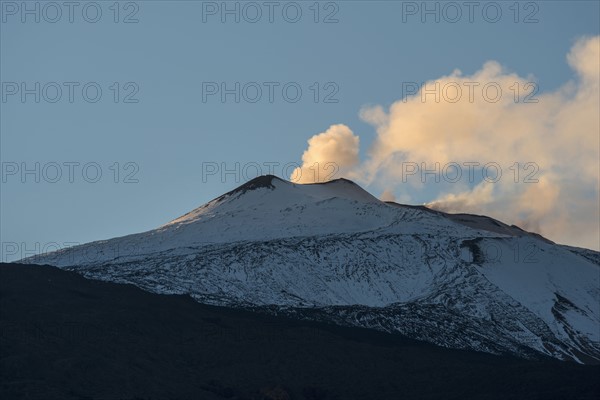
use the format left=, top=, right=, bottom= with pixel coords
left=292, top=124, right=360, bottom=184
left=293, top=36, right=600, bottom=250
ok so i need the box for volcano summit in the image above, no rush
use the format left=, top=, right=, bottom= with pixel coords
left=22, top=175, right=600, bottom=363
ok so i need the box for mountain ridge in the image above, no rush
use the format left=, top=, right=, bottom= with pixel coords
left=20, top=175, right=600, bottom=364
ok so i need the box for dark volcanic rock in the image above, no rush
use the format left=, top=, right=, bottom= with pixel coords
left=1, top=263, right=599, bottom=400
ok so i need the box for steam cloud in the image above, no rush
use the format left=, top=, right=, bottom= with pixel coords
left=293, top=36, right=600, bottom=250
left=292, top=124, right=360, bottom=184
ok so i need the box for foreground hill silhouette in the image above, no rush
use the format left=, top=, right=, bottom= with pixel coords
left=1, top=263, right=599, bottom=399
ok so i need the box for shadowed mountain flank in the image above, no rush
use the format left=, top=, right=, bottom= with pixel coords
left=2, top=263, right=599, bottom=400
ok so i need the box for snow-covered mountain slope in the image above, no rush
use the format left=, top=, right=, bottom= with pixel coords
left=22, top=175, right=600, bottom=363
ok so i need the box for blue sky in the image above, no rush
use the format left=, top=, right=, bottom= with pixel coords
left=1, top=0, right=599, bottom=260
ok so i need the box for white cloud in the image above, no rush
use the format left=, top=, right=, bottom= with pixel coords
left=293, top=37, right=599, bottom=250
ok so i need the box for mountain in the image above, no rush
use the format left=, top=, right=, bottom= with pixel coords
left=22, top=175, right=600, bottom=363
left=3, top=263, right=600, bottom=400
